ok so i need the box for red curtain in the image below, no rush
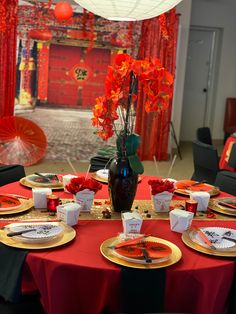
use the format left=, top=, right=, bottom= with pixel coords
left=135, top=9, right=179, bottom=160
left=0, top=0, right=18, bottom=117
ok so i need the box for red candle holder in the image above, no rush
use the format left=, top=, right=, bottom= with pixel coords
left=185, top=199, right=198, bottom=215
left=47, top=194, right=60, bottom=213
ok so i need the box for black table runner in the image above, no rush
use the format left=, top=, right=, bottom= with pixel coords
left=120, top=266, right=166, bottom=313
left=0, top=243, right=28, bottom=302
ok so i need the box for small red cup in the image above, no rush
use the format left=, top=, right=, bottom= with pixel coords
left=185, top=199, right=198, bottom=215
left=47, top=194, right=60, bottom=213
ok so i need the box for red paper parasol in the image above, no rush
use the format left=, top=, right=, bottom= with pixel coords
left=0, top=116, right=47, bottom=166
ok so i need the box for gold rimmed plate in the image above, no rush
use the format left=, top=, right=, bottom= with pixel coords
left=0, top=198, right=33, bottom=215
left=182, top=228, right=236, bottom=257
left=20, top=177, right=63, bottom=190
left=208, top=198, right=236, bottom=217
left=100, top=236, right=182, bottom=269
left=0, top=222, right=76, bottom=249
left=174, top=180, right=219, bottom=197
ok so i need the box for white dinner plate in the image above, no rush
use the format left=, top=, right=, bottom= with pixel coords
left=7, top=222, right=64, bottom=244
left=191, top=227, right=236, bottom=250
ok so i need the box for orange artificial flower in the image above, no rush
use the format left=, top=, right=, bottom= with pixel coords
left=91, top=53, right=173, bottom=140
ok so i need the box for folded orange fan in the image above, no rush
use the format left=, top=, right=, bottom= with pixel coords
left=0, top=195, right=21, bottom=209
left=115, top=241, right=172, bottom=259
left=176, top=180, right=212, bottom=192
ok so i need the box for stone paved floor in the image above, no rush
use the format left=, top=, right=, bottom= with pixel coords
left=15, top=106, right=212, bottom=180
left=16, top=107, right=116, bottom=161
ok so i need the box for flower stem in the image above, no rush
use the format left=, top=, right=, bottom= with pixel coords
left=124, top=71, right=135, bottom=136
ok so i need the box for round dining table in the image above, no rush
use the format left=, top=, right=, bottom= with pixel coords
left=0, top=176, right=235, bottom=314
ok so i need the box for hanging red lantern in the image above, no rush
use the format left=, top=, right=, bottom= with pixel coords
left=54, top=2, right=73, bottom=21
left=29, top=29, right=53, bottom=42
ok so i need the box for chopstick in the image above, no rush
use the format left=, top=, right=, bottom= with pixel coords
left=109, top=234, right=151, bottom=249
left=216, top=200, right=236, bottom=210
left=7, top=228, right=36, bottom=237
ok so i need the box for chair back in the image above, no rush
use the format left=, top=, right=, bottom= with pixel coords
left=0, top=165, right=25, bottom=187
left=191, top=140, right=219, bottom=185
left=196, top=127, right=212, bottom=145
left=227, top=143, right=236, bottom=168
left=215, top=171, right=236, bottom=196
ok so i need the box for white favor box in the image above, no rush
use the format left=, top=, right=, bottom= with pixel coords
left=62, top=175, right=78, bottom=193
left=169, top=208, right=194, bottom=233
left=152, top=191, right=173, bottom=212
left=75, top=189, right=95, bottom=212
left=32, top=188, right=52, bottom=209
left=122, top=212, right=143, bottom=234
left=57, top=202, right=81, bottom=226
left=190, top=191, right=210, bottom=212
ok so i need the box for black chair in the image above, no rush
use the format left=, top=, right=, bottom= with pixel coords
left=0, top=165, right=25, bottom=187
left=214, top=171, right=236, bottom=196
left=196, top=127, right=213, bottom=145
left=191, top=140, right=219, bottom=185
left=90, top=146, right=116, bottom=172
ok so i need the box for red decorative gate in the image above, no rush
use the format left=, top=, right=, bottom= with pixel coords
left=47, top=44, right=111, bottom=109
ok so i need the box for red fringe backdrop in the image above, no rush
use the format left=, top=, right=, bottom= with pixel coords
left=0, top=0, right=18, bottom=117
left=136, top=9, right=179, bottom=160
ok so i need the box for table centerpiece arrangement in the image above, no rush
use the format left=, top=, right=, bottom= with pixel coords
left=91, top=53, right=174, bottom=212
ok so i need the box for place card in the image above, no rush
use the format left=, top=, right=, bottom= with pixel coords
left=122, top=211, right=143, bottom=234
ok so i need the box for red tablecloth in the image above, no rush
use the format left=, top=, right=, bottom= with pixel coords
left=219, top=135, right=236, bottom=171
left=0, top=178, right=235, bottom=314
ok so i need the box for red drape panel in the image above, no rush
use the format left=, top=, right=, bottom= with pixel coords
left=135, top=9, right=179, bottom=161
left=0, top=0, right=18, bottom=117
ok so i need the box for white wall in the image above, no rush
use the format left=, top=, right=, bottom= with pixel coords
left=191, top=0, right=236, bottom=139
left=174, top=0, right=236, bottom=141
left=171, top=0, right=192, bottom=142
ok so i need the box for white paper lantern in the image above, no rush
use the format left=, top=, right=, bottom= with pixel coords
left=73, top=0, right=183, bottom=21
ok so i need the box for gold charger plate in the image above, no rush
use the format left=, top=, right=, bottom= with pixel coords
left=174, top=185, right=219, bottom=197
left=20, top=177, right=63, bottom=190
left=208, top=199, right=236, bottom=217
left=91, top=172, right=142, bottom=184
left=0, top=222, right=76, bottom=249
left=182, top=228, right=236, bottom=257
left=0, top=198, right=33, bottom=215
left=100, top=236, right=182, bottom=269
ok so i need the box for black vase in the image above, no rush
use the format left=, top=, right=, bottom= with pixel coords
left=108, top=157, right=138, bottom=212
